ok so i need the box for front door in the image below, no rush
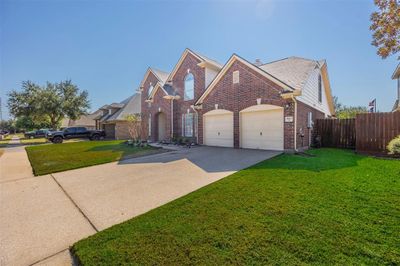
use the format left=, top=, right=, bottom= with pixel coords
left=157, top=112, right=166, bottom=141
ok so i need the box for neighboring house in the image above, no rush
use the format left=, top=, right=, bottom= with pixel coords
left=61, top=110, right=102, bottom=130
left=96, top=94, right=141, bottom=140
left=140, top=48, right=334, bottom=151
left=392, top=63, right=400, bottom=112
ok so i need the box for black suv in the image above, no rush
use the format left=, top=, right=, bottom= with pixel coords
left=46, top=127, right=106, bottom=143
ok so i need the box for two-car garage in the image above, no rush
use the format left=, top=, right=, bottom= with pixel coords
left=203, top=105, right=284, bottom=151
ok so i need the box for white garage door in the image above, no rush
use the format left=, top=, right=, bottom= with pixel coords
left=240, top=105, right=284, bottom=150
left=203, top=110, right=233, bottom=147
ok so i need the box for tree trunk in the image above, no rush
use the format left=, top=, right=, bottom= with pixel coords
left=49, top=115, right=59, bottom=130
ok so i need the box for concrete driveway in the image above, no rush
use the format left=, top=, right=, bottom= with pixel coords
left=0, top=145, right=280, bottom=266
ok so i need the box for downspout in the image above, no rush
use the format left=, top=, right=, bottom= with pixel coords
left=171, top=99, right=174, bottom=140
left=291, top=95, right=298, bottom=152
left=191, top=105, right=199, bottom=143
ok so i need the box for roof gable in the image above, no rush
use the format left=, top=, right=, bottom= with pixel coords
left=139, top=67, right=169, bottom=89
left=167, top=48, right=222, bottom=82
left=148, top=82, right=168, bottom=100
left=106, top=94, right=141, bottom=121
left=196, top=54, right=294, bottom=105
left=319, top=62, right=335, bottom=115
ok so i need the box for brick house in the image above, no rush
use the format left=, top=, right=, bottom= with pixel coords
left=140, top=49, right=334, bottom=151
left=61, top=110, right=101, bottom=130
left=96, top=94, right=141, bottom=140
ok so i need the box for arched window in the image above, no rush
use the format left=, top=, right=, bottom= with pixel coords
left=148, top=84, right=154, bottom=97
left=184, top=73, right=194, bottom=100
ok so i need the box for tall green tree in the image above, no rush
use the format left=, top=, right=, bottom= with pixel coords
left=370, top=0, right=400, bottom=59
left=336, top=106, right=368, bottom=119
left=334, top=96, right=368, bottom=119
left=8, top=80, right=90, bottom=129
left=0, top=119, right=16, bottom=133
left=14, top=115, right=52, bottom=131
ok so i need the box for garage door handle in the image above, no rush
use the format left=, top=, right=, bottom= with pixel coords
left=260, top=132, right=263, bottom=136
left=218, top=132, right=220, bottom=136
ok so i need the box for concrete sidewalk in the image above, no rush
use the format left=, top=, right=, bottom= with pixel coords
left=0, top=143, right=96, bottom=266
left=0, top=145, right=34, bottom=183
left=0, top=144, right=279, bottom=265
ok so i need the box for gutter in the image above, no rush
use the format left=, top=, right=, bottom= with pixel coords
left=171, top=98, right=174, bottom=139
left=190, top=105, right=199, bottom=143
left=291, top=95, right=298, bottom=152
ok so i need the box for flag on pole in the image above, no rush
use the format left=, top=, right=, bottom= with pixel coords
left=368, top=99, right=376, bottom=112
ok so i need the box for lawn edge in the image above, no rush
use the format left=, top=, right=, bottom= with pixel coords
left=25, top=145, right=167, bottom=176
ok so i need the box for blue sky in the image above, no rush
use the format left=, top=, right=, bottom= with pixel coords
left=0, top=0, right=398, bottom=119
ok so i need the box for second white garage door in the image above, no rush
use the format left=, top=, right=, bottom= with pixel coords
left=203, top=110, right=233, bottom=147
left=240, top=105, right=284, bottom=150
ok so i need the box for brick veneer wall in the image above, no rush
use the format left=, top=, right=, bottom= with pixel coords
left=197, top=60, right=296, bottom=150
left=170, top=53, right=206, bottom=140
left=115, top=121, right=131, bottom=140
left=140, top=71, right=172, bottom=141
left=296, top=100, right=325, bottom=149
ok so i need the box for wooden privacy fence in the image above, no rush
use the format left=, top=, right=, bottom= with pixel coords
left=314, top=119, right=356, bottom=149
left=315, top=112, right=400, bottom=154
left=355, top=112, right=400, bottom=154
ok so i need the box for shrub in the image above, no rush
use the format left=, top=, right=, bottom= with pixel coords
left=387, top=135, right=400, bottom=155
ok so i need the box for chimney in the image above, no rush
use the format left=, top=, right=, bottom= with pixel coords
left=254, top=59, right=263, bottom=66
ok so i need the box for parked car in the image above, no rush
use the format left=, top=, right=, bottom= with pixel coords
left=46, top=127, right=106, bottom=143
left=0, top=130, right=9, bottom=136
left=24, top=129, right=50, bottom=139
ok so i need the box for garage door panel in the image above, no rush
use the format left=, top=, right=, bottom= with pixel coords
left=241, top=109, right=283, bottom=150
left=204, top=113, right=233, bottom=148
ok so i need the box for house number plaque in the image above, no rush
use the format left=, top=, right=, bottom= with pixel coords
left=284, top=116, right=294, bottom=123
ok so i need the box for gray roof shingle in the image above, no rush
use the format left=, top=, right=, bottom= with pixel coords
left=105, top=93, right=141, bottom=122
left=260, top=56, right=323, bottom=90
left=152, top=68, right=170, bottom=84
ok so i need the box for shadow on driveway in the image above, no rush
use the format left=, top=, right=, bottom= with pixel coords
left=118, top=146, right=282, bottom=173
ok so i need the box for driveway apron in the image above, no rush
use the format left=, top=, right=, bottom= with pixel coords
left=1, top=144, right=280, bottom=265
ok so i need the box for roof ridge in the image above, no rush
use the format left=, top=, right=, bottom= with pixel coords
left=261, top=57, right=290, bottom=66
left=187, top=48, right=223, bottom=68
left=150, top=67, right=170, bottom=75
left=262, top=56, right=323, bottom=66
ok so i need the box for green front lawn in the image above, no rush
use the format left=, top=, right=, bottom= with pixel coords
left=72, top=149, right=400, bottom=265
left=26, top=140, right=159, bottom=175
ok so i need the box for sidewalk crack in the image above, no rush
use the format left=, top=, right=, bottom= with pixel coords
left=50, top=174, right=99, bottom=233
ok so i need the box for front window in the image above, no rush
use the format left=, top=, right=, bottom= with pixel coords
left=148, top=115, right=151, bottom=137
left=182, top=113, right=193, bottom=137
left=184, top=73, right=194, bottom=100
left=148, top=84, right=154, bottom=97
